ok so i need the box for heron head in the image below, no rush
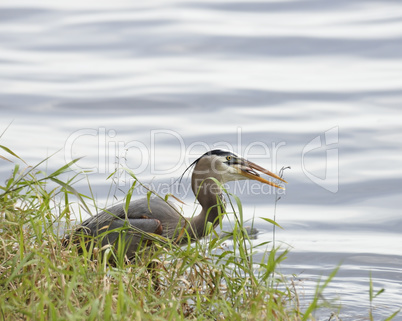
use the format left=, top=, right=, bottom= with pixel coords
left=191, top=149, right=287, bottom=190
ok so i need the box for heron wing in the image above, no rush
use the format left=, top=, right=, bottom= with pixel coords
left=78, top=197, right=180, bottom=237
left=106, top=217, right=163, bottom=236
left=100, top=216, right=163, bottom=255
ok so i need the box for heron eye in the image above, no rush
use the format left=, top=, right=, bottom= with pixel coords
left=226, top=156, right=232, bottom=161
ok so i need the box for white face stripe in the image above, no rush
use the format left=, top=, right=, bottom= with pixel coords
left=212, top=155, right=247, bottom=183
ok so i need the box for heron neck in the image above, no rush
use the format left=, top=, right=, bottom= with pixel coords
left=188, top=178, right=225, bottom=239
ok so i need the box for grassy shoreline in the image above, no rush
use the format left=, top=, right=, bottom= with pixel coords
left=0, top=146, right=398, bottom=320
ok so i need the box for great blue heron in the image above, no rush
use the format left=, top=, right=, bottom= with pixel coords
left=70, top=150, right=287, bottom=260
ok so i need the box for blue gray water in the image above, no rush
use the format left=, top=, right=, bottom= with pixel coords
left=1, top=1, right=401, bottom=319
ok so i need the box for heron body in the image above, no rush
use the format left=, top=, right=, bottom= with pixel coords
left=72, top=150, right=286, bottom=260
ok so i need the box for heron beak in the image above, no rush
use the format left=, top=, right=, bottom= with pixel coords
left=236, top=160, right=287, bottom=190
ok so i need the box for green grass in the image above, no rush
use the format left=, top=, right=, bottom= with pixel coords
left=0, top=145, right=398, bottom=320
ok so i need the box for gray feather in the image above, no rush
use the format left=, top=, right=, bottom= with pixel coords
left=76, top=197, right=185, bottom=249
